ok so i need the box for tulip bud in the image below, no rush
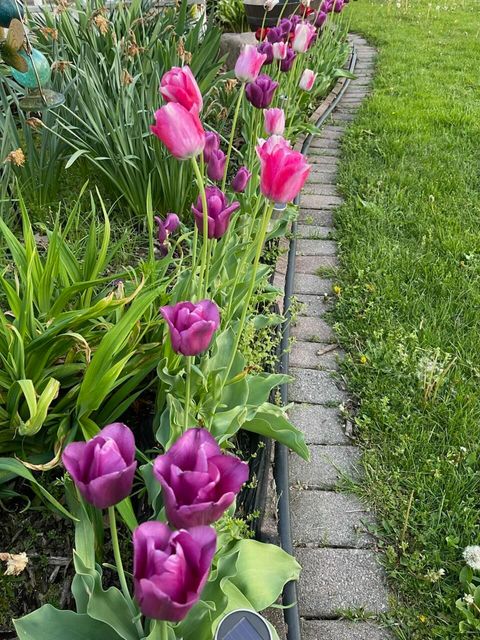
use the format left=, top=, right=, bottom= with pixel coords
left=245, top=74, right=278, bottom=109
left=299, top=68, right=317, bottom=91
left=315, top=10, right=327, bottom=27
left=133, top=521, right=217, bottom=622
left=264, top=107, right=285, bottom=135
left=257, top=41, right=274, bottom=65
left=207, top=149, right=227, bottom=182
left=280, top=48, right=296, bottom=72
left=257, top=135, right=310, bottom=204
left=153, top=428, right=249, bottom=529
left=231, top=166, right=252, bottom=193
left=154, top=213, right=180, bottom=256
left=160, top=65, right=203, bottom=114
left=62, top=423, right=137, bottom=509
left=203, top=131, right=220, bottom=164
left=151, top=103, right=205, bottom=160
left=272, top=41, right=288, bottom=60
left=292, top=22, right=317, bottom=53
left=161, top=299, right=220, bottom=356
left=235, top=44, right=267, bottom=83
left=264, top=0, right=279, bottom=10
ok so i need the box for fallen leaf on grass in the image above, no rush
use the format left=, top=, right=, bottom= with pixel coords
left=0, top=552, right=29, bottom=576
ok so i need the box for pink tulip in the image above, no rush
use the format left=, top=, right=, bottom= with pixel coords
left=299, top=69, right=317, bottom=91
left=264, top=108, right=285, bottom=135
left=257, top=135, right=310, bottom=204
left=151, top=103, right=205, bottom=160
left=292, top=22, right=317, bottom=53
left=160, top=65, right=203, bottom=114
left=235, top=44, right=267, bottom=83
left=272, top=42, right=288, bottom=60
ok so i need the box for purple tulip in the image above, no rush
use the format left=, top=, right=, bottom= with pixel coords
left=279, top=18, right=293, bottom=37
left=280, top=48, right=296, bottom=72
left=289, top=14, right=302, bottom=28
left=203, top=131, right=220, bottom=164
left=153, top=428, right=249, bottom=529
left=245, top=74, right=278, bottom=109
left=231, top=166, right=252, bottom=193
left=257, top=41, right=274, bottom=65
left=155, top=213, right=180, bottom=256
left=207, top=148, right=227, bottom=182
left=160, top=299, right=220, bottom=356
left=333, top=0, right=344, bottom=12
left=62, top=423, right=137, bottom=509
left=133, top=521, right=216, bottom=622
left=315, top=10, right=327, bottom=27
left=192, top=186, right=240, bottom=239
left=266, top=26, right=284, bottom=44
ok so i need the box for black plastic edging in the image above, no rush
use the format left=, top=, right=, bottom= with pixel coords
left=273, top=44, right=358, bottom=640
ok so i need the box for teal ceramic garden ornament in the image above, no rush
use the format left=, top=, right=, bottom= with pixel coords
left=11, top=47, right=50, bottom=88
left=0, top=0, right=23, bottom=28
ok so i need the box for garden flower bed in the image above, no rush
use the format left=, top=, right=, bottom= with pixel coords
left=0, top=0, right=352, bottom=637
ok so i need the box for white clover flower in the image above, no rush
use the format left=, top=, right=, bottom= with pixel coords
left=463, top=546, right=480, bottom=571
left=464, top=593, right=474, bottom=605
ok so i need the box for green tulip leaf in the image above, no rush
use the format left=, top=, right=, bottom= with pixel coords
left=14, top=605, right=122, bottom=640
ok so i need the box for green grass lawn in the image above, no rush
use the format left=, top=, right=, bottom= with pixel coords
left=334, top=1, right=480, bottom=637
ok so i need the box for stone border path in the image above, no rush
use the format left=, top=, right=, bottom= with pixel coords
left=285, top=35, right=392, bottom=640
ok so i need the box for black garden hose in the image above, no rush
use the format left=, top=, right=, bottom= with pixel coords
left=273, top=44, right=358, bottom=640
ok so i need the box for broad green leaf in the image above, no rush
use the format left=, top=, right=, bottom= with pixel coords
left=14, top=605, right=122, bottom=640
left=242, top=404, right=310, bottom=461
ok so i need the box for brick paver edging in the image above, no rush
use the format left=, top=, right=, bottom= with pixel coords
left=275, top=35, right=393, bottom=640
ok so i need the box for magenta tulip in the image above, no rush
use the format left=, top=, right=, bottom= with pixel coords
left=160, top=65, right=203, bottom=114
left=299, top=69, right=317, bottom=91
left=151, top=103, right=205, bottom=160
left=133, top=521, right=216, bottom=622
left=257, top=135, right=311, bottom=204
left=272, top=41, right=288, bottom=60
left=203, top=131, right=220, bottom=163
left=154, top=213, right=180, bottom=256
left=161, top=300, right=220, bottom=356
left=292, top=22, right=317, bottom=53
left=264, top=107, right=285, bottom=135
left=280, top=48, right=296, bottom=72
left=245, top=74, right=278, bottom=109
left=207, top=149, right=227, bottom=182
left=62, top=423, right=136, bottom=509
left=257, top=41, right=274, bottom=65
left=266, top=26, right=283, bottom=44
left=153, top=428, right=249, bottom=529
left=192, top=186, right=240, bottom=239
left=234, top=44, right=267, bottom=83
left=231, top=166, right=252, bottom=193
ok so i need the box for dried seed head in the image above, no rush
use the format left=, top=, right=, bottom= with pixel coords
left=225, top=78, right=239, bottom=94
left=218, top=107, right=228, bottom=121
left=53, top=0, right=69, bottom=14
left=39, top=26, right=58, bottom=40
left=4, top=149, right=25, bottom=166
left=93, top=14, right=109, bottom=35
left=26, top=117, right=43, bottom=129
left=122, top=69, right=133, bottom=85
left=52, top=60, right=72, bottom=73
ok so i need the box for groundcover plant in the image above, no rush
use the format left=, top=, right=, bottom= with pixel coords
left=0, top=0, right=351, bottom=637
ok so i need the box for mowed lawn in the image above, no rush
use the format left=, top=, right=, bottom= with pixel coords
left=334, top=1, right=480, bottom=637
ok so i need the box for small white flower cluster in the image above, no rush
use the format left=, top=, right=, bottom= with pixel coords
left=463, top=546, right=480, bottom=571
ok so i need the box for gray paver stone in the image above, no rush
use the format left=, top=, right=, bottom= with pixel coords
left=294, top=254, right=338, bottom=274
left=296, top=548, right=390, bottom=617
left=291, top=490, right=373, bottom=548
left=301, top=194, right=343, bottom=210
left=297, top=293, right=333, bottom=316
left=291, top=316, right=334, bottom=342
left=288, top=368, right=345, bottom=405
left=289, top=341, right=343, bottom=371
left=290, top=444, right=360, bottom=488
left=288, top=404, right=348, bottom=444
left=296, top=225, right=332, bottom=239
left=297, top=239, right=337, bottom=256
left=302, top=620, right=392, bottom=640
left=298, top=209, right=333, bottom=225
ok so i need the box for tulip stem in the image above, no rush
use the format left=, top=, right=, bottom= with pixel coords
left=148, top=620, right=169, bottom=640
left=191, top=156, right=209, bottom=298
left=108, top=506, right=144, bottom=637
left=221, top=200, right=275, bottom=396
left=184, top=356, right=192, bottom=431
left=221, top=82, right=245, bottom=193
